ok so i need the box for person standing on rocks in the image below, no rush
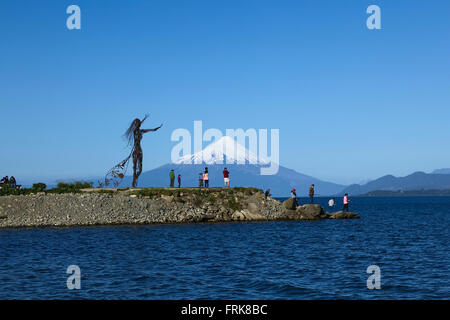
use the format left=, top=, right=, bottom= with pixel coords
left=177, top=174, right=181, bottom=188
left=291, top=188, right=298, bottom=207
left=309, top=184, right=315, bottom=204
left=198, top=172, right=203, bottom=188
left=223, top=167, right=230, bottom=187
left=265, top=189, right=271, bottom=199
left=169, top=169, right=175, bottom=187
left=203, top=167, right=209, bottom=188
left=343, top=193, right=350, bottom=212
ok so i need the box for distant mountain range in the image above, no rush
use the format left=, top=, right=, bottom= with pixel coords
left=341, top=171, right=450, bottom=196
left=432, top=168, right=450, bottom=174
left=360, top=189, right=450, bottom=196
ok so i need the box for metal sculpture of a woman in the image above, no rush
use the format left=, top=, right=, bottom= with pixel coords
left=105, top=115, right=162, bottom=188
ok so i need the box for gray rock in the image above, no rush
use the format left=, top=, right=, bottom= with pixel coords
left=296, top=204, right=327, bottom=220
left=329, top=211, right=360, bottom=219
left=283, top=198, right=296, bottom=210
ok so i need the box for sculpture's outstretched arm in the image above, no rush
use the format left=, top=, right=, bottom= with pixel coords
left=141, top=114, right=149, bottom=123
left=141, top=124, right=162, bottom=133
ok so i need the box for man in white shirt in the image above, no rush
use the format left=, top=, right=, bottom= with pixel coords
left=328, top=197, right=335, bottom=209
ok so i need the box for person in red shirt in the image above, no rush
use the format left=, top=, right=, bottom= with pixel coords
left=223, top=167, right=230, bottom=187
left=203, top=167, right=209, bottom=188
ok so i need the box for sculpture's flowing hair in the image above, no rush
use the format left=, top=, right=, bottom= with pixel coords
left=124, top=118, right=140, bottom=146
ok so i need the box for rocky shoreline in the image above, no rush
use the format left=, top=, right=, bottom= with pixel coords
left=0, top=188, right=359, bottom=229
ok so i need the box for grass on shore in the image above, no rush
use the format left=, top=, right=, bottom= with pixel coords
left=0, top=182, right=93, bottom=196
left=0, top=183, right=264, bottom=212
left=1, top=183, right=261, bottom=196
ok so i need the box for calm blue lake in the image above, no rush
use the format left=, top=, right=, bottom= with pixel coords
left=0, top=196, right=448, bottom=299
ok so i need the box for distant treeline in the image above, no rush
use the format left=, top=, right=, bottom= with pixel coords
left=360, top=189, right=450, bottom=196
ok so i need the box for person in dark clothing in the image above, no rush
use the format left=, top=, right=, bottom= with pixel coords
left=309, top=184, right=315, bottom=204
left=291, top=189, right=298, bottom=207
left=169, top=169, right=175, bottom=187
left=0, top=176, right=7, bottom=185
left=1, top=176, right=9, bottom=186
left=9, top=176, right=17, bottom=189
left=177, top=174, right=181, bottom=188
left=265, top=189, right=271, bottom=199
left=198, top=172, right=203, bottom=188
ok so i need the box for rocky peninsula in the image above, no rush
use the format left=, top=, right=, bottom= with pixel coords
left=0, top=188, right=359, bottom=229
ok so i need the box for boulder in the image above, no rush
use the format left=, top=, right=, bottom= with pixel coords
left=242, top=209, right=267, bottom=221
left=296, top=204, right=327, bottom=220
left=160, top=195, right=174, bottom=202
left=231, top=209, right=266, bottom=221
left=247, top=202, right=259, bottom=214
left=329, top=211, right=360, bottom=219
left=281, top=204, right=328, bottom=220
left=283, top=198, right=296, bottom=210
left=231, top=210, right=245, bottom=221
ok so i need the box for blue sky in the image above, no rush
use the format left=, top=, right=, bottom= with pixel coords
left=1, top=0, right=449, bottom=185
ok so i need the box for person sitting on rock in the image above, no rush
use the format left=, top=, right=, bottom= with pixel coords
left=343, top=193, right=350, bottom=212
left=0, top=176, right=9, bottom=186
left=265, top=189, right=271, bottom=199
left=291, top=188, right=298, bottom=207
left=9, top=176, right=17, bottom=189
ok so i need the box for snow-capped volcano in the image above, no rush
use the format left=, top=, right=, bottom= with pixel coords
left=175, top=135, right=270, bottom=165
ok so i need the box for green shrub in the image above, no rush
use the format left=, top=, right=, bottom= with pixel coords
left=32, top=183, right=47, bottom=192
left=0, top=185, right=22, bottom=196
left=49, top=181, right=93, bottom=194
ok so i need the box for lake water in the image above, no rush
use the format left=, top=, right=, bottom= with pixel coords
left=0, top=197, right=448, bottom=299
